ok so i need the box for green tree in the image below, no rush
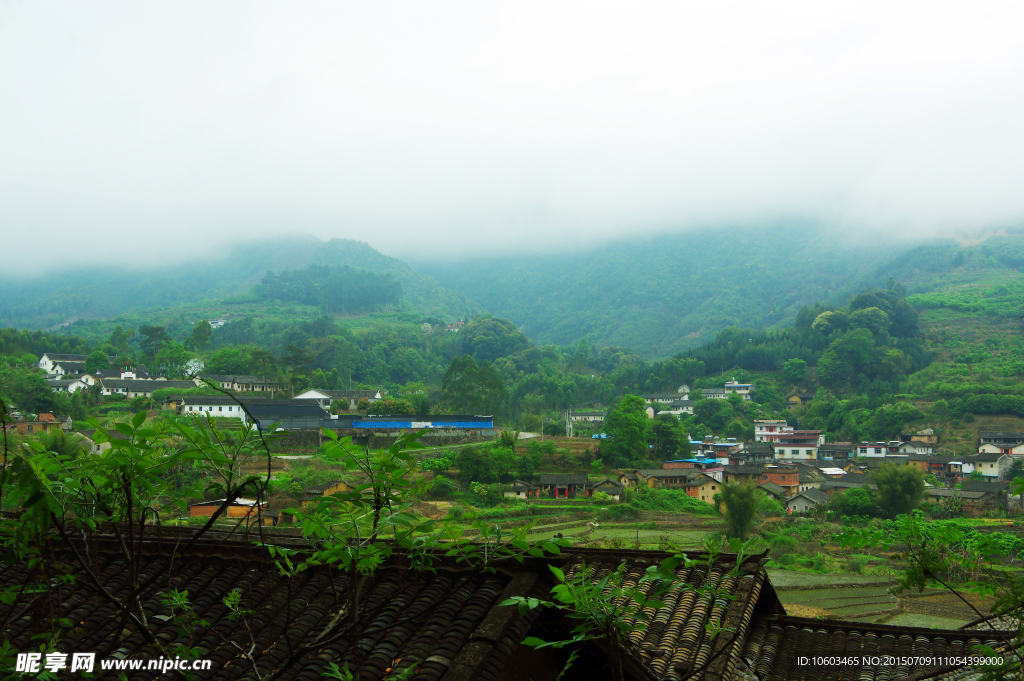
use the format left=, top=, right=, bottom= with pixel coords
left=871, top=463, right=925, bottom=518
left=154, top=341, right=194, bottom=378
left=249, top=347, right=276, bottom=375
left=460, top=316, right=532, bottom=362
left=719, top=482, right=758, bottom=539
left=138, top=325, right=171, bottom=362
left=84, top=350, right=111, bottom=374
left=184, top=320, right=214, bottom=351
left=441, top=354, right=507, bottom=415
left=650, top=414, right=689, bottom=459
left=693, top=398, right=734, bottom=431
left=849, top=307, right=890, bottom=336
left=365, top=398, right=416, bottom=415
left=832, top=487, right=881, bottom=517
left=781, top=358, right=807, bottom=384
left=206, top=345, right=254, bottom=374
left=602, top=395, right=651, bottom=466
left=108, top=325, right=135, bottom=354
left=455, top=447, right=500, bottom=484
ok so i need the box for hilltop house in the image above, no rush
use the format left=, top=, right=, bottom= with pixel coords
left=38, top=352, right=117, bottom=374
left=723, top=378, right=756, bottom=400
left=294, top=388, right=383, bottom=411
left=786, top=392, right=816, bottom=408
left=200, top=374, right=278, bottom=393
left=644, top=399, right=694, bottom=418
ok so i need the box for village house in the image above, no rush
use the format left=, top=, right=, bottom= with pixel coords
left=816, top=443, right=855, bottom=461
left=758, top=481, right=789, bottom=500
left=13, top=412, right=72, bottom=435
left=299, top=480, right=355, bottom=507
left=45, top=378, right=88, bottom=393
left=620, top=469, right=702, bottom=490
left=700, top=387, right=727, bottom=399
left=979, top=431, right=1024, bottom=451
left=723, top=378, right=756, bottom=400
left=187, top=498, right=266, bottom=518
left=787, top=488, right=830, bottom=514
left=902, top=427, right=939, bottom=445
left=100, top=378, right=199, bottom=398
left=797, top=467, right=829, bottom=493
left=178, top=396, right=331, bottom=430
left=569, top=410, right=606, bottom=425
left=587, top=478, right=623, bottom=501
left=682, top=473, right=720, bottom=504
left=644, top=399, right=694, bottom=418
left=663, top=456, right=724, bottom=471
left=537, top=473, right=589, bottom=498
left=772, top=430, right=824, bottom=460
left=786, top=392, right=816, bottom=408
left=640, top=389, right=691, bottom=404
left=727, top=441, right=774, bottom=466
left=819, top=473, right=874, bottom=496
left=294, top=388, right=383, bottom=411
left=753, top=419, right=791, bottom=442
left=502, top=480, right=536, bottom=500
left=897, top=440, right=936, bottom=455
left=971, top=452, right=1012, bottom=481
left=924, top=488, right=1003, bottom=516
left=38, top=352, right=118, bottom=374
left=200, top=374, right=279, bottom=393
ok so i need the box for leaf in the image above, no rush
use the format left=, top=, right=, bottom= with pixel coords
left=132, top=410, right=147, bottom=429
left=549, top=565, right=566, bottom=583
left=113, top=422, right=135, bottom=437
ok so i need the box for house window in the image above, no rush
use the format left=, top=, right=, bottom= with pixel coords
left=218, top=407, right=223, bottom=412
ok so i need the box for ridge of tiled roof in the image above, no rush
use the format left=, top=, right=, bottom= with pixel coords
left=0, top=528, right=1008, bottom=681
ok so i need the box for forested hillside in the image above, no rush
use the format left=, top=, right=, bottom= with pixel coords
left=415, top=224, right=915, bottom=358
left=0, top=237, right=476, bottom=329
left=415, top=228, right=1024, bottom=359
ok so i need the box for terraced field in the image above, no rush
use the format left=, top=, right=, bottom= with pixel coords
left=768, top=570, right=991, bottom=627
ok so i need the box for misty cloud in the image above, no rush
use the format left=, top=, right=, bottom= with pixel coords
left=2, top=1, right=1023, bottom=273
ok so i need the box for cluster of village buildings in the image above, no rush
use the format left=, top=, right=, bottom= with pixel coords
left=506, top=419, right=1022, bottom=517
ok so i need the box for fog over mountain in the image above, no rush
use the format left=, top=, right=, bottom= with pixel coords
left=2, top=1, right=1024, bottom=274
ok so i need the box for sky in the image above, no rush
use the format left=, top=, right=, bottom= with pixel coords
left=2, top=1, right=1024, bottom=274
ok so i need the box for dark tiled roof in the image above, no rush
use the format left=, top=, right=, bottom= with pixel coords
left=925, top=489, right=990, bottom=500
left=972, top=452, right=1009, bottom=462
left=0, top=540, right=537, bottom=681
left=740, top=616, right=1005, bottom=681
left=42, top=353, right=88, bottom=361
left=956, top=480, right=1010, bottom=493
left=790, top=488, right=829, bottom=505
left=102, top=379, right=198, bottom=390
left=722, top=465, right=766, bottom=476
left=758, top=482, right=787, bottom=497
left=538, top=474, right=588, bottom=486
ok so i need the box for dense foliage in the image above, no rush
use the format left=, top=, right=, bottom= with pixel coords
left=255, top=264, right=403, bottom=314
